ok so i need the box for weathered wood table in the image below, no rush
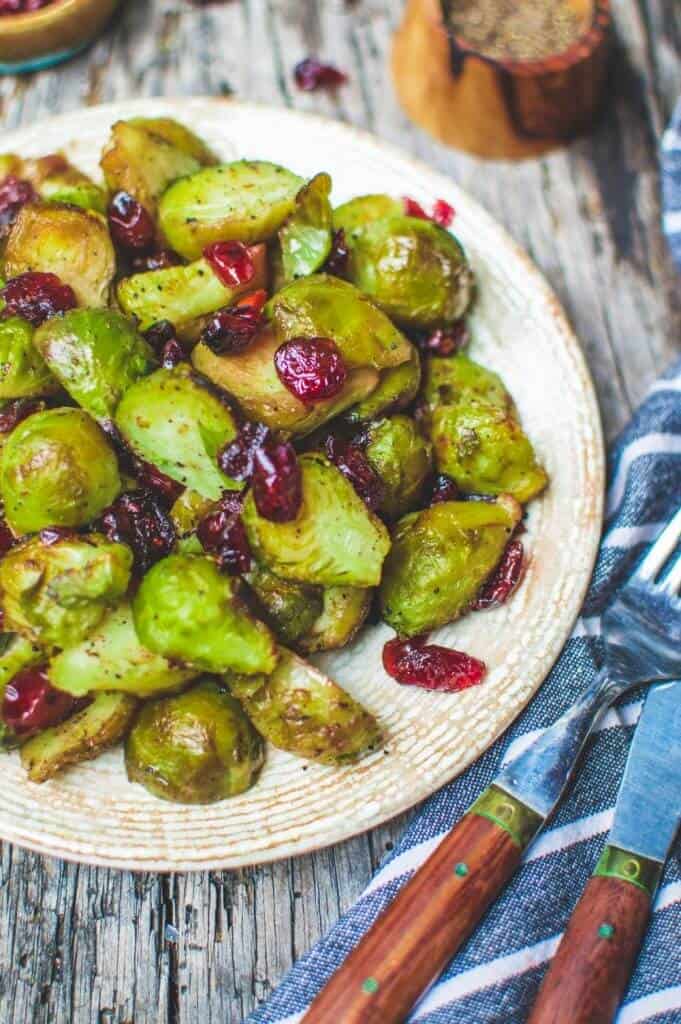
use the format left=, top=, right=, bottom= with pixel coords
left=0, top=2, right=679, bottom=1021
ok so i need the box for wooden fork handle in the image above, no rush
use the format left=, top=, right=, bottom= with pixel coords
left=302, top=785, right=543, bottom=1024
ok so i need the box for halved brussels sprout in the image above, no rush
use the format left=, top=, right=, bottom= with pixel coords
left=380, top=496, right=521, bottom=636
left=117, top=243, right=267, bottom=337
left=423, top=355, right=548, bottom=503
left=333, top=193, right=403, bottom=234
left=192, top=324, right=379, bottom=435
left=125, top=679, right=264, bottom=803
left=225, top=647, right=381, bottom=765
left=48, top=603, right=197, bottom=698
left=100, top=119, right=208, bottom=217
left=34, top=309, right=156, bottom=421
left=246, top=565, right=323, bottom=646
left=0, top=316, right=60, bottom=400
left=345, top=346, right=421, bottom=424
left=4, top=202, right=116, bottom=309
left=0, top=408, right=121, bottom=534
left=343, top=215, right=474, bottom=329
left=243, top=453, right=391, bottom=588
left=363, top=415, right=433, bottom=519
left=126, top=117, right=217, bottom=165
left=20, top=692, right=138, bottom=783
left=279, top=172, right=333, bottom=283
left=158, top=160, right=305, bottom=259
left=37, top=164, right=107, bottom=214
left=0, top=533, right=132, bottom=650
left=133, top=554, right=278, bottom=676
left=170, top=488, right=215, bottom=553
left=297, top=585, right=372, bottom=654
left=114, top=366, right=239, bottom=500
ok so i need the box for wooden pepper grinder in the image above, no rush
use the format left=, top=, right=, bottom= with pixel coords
left=392, top=0, right=612, bottom=159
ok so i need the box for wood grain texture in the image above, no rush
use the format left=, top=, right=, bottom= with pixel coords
left=0, top=1, right=679, bottom=1022
left=528, top=875, right=652, bottom=1024
left=302, top=813, right=523, bottom=1024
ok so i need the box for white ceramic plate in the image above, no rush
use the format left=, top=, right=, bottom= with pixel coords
left=0, top=98, right=604, bottom=871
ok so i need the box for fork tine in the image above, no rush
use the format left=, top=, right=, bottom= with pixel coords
left=662, top=549, right=681, bottom=596
left=635, top=506, right=681, bottom=581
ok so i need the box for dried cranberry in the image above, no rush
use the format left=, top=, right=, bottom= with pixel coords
left=383, top=636, right=486, bottom=692
left=274, top=337, right=347, bottom=404
left=203, top=241, right=255, bottom=289
left=108, top=191, right=155, bottom=253
left=429, top=474, right=461, bottom=505
left=0, top=175, right=35, bottom=237
left=0, top=517, right=15, bottom=555
left=197, top=496, right=252, bottom=574
left=2, top=666, right=77, bottom=738
left=324, top=229, right=350, bottom=277
left=39, top=527, right=76, bottom=546
left=201, top=304, right=264, bottom=355
left=472, top=539, right=525, bottom=611
left=432, top=199, right=456, bottom=227
left=1, top=272, right=76, bottom=326
left=294, top=58, right=347, bottom=92
left=144, top=319, right=177, bottom=354
left=161, top=338, right=185, bottom=368
left=218, top=421, right=270, bottom=482
left=235, top=289, right=268, bottom=313
left=252, top=442, right=302, bottom=522
left=100, top=491, right=176, bottom=572
left=403, top=196, right=429, bottom=220
left=131, top=248, right=181, bottom=273
left=132, top=460, right=183, bottom=505
left=417, top=321, right=469, bottom=357
left=0, top=397, right=43, bottom=434
left=325, top=435, right=384, bottom=511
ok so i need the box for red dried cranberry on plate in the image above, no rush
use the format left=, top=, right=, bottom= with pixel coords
left=472, top=539, right=525, bottom=610
left=294, top=58, right=347, bottom=92
left=2, top=666, right=77, bottom=738
left=274, top=336, right=347, bottom=404
left=383, top=636, right=486, bottom=692
left=1, top=272, right=76, bottom=326
left=203, top=241, right=255, bottom=288
left=108, top=191, right=155, bottom=253
left=252, top=441, right=302, bottom=522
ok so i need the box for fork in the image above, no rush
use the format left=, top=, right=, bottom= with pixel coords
left=302, top=507, right=681, bottom=1024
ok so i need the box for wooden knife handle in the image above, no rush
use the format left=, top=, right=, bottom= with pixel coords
left=529, top=846, right=661, bottom=1024
left=302, top=786, right=543, bottom=1024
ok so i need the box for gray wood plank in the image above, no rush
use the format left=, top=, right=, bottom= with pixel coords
left=0, top=1, right=679, bottom=1021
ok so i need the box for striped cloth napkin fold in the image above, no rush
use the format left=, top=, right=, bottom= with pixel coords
left=249, top=106, right=681, bottom=1024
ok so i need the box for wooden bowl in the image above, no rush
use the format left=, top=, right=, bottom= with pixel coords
left=0, top=0, right=120, bottom=74
left=392, top=0, right=612, bottom=160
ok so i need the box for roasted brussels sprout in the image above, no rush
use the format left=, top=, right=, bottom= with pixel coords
left=129, top=117, right=217, bottom=165
left=333, top=194, right=402, bottom=234
left=100, top=119, right=210, bottom=217
left=114, top=366, right=240, bottom=500
left=423, top=355, right=548, bottom=503
left=133, top=554, right=278, bottom=676
left=34, top=309, right=156, bottom=420
left=125, top=679, right=264, bottom=803
left=279, top=172, right=333, bottom=283
left=37, top=167, right=107, bottom=214
left=246, top=565, right=323, bottom=646
left=170, top=488, right=215, bottom=553
left=0, top=316, right=60, bottom=400
left=158, top=160, right=305, bottom=259
left=363, top=415, right=433, bottom=519
left=48, top=603, right=197, bottom=698
left=380, top=496, right=522, bottom=636
left=297, top=585, right=372, bottom=653
left=225, top=647, right=381, bottom=765
left=4, top=202, right=116, bottom=309
left=0, top=533, right=132, bottom=650
left=243, top=453, right=391, bottom=587
left=0, top=408, right=121, bottom=534
left=345, top=346, right=421, bottom=424
left=20, top=691, right=138, bottom=783
left=117, top=243, right=267, bottom=337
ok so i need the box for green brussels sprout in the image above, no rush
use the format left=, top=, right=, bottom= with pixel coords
left=125, top=679, right=264, bottom=803
left=333, top=193, right=403, bottom=235
left=246, top=565, right=323, bottom=646
left=0, top=533, right=132, bottom=650
left=20, top=691, right=138, bottom=783
left=0, top=317, right=60, bottom=400
left=117, top=244, right=267, bottom=337
left=343, top=215, right=475, bottom=329
left=114, top=366, right=240, bottom=500
left=0, top=632, right=43, bottom=747
left=0, top=154, right=21, bottom=179
left=363, top=415, right=433, bottom=519
left=297, top=585, right=372, bottom=654
left=423, top=355, right=548, bottom=503
left=4, top=202, right=115, bottom=309
left=192, top=324, right=379, bottom=435
left=48, top=603, right=197, bottom=698
left=1, top=408, right=121, bottom=534
left=279, top=173, right=333, bottom=283
left=243, top=453, right=391, bottom=587
left=38, top=167, right=107, bottom=214
left=170, top=488, right=215, bottom=554
left=34, top=309, right=156, bottom=421
left=225, top=647, right=381, bottom=765
left=126, top=117, right=217, bottom=165
left=380, top=496, right=522, bottom=636
left=133, top=554, right=278, bottom=676
left=158, top=160, right=305, bottom=259
left=345, top=346, right=421, bottom=424
left=100, top=119, right=209, bottom=217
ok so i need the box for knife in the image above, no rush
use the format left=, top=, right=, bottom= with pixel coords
left=529, top=678, right=681, bottom=1024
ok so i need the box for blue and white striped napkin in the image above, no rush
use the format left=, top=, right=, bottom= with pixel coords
left=249, top=107, right=681, bottom=1024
